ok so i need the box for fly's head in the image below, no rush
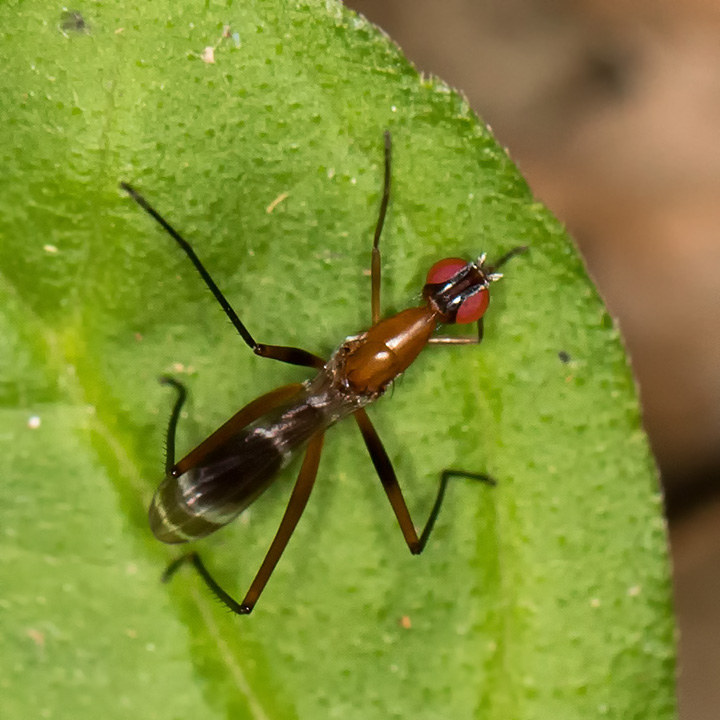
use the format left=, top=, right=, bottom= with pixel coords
left=421, top=254, right=502, bottom=325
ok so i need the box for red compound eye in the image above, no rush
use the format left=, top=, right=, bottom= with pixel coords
left=425, top=257, right=467, bottom=285
left=425, top=257, right=490, bottom=324
left=455, top=287, right=489, bottom=324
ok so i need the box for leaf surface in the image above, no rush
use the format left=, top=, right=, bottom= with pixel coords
left=0, top=2, right=676, bottom=719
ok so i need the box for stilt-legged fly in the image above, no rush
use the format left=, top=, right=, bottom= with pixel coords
left=120, top=132, right=525, bottom=615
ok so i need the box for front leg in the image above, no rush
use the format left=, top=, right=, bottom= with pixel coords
left=428, top=318, right=484, bottom=346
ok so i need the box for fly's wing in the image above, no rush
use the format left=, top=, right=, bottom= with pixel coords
left=150, top=428, right=286, bottom=543
left=149, top=383, right=305, bottom=544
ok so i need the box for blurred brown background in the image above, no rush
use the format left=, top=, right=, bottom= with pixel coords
left=345, top=1, right=720, bottom=717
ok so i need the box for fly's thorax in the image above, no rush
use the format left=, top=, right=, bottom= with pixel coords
left=305, top=349, right=380, bottom=410
left=329, top=307, right=439, bottom=397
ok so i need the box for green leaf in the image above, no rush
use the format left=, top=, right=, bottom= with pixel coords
left=0, top=1, right=676, bottom=718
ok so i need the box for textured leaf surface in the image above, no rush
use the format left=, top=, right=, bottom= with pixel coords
left=0, top=2, right=676, bottom=719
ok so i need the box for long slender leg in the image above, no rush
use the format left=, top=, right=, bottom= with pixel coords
left=120, top=182, right=325, bottom=370
left=370, top=131, right=392, bottom=326
left=353, top=409, right=494, bottom=554
left=164, top=431, right=325, bottom=615
left=159, top=376, right=187, bottom=474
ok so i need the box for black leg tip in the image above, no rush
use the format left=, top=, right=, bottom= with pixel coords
left=158, top=375, right=187, bottom=394
left=162, top=552, right=196, bottom=583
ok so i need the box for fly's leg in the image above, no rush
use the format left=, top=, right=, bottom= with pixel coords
left=353, top=409, right=494, bottom=553
left=164, top=431, right=325, bottom=615
left=159, top=376, right=187, bottom=474
left=120, top=182, right=325, bottom=371
left=428, top=318, right=484, bottom=346
left=370, top=130, right=392, bottom=326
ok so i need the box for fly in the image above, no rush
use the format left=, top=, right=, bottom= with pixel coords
left=120, top=132, right=525, bottom=615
